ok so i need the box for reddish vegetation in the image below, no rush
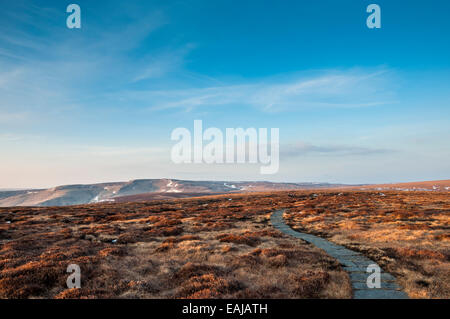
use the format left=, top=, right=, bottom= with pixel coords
left=216, top=233, right=262, bottom=247
left=283, top=191, right=450, bottom=298
left=113, top=192, right=229, bottom=203
left=0, top=192, right=350, bottom=299
left=0, top=190, right=448, bottom=299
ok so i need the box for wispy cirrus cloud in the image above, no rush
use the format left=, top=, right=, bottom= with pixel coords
left=0, top=2, right=396, bottom=122
left=132, top=43, right=196, bottom=82
left=281, top=141, right=394, bottom=158
left=110, top=68, right=397, bottom=113
left=0, top=2, right=175, bottom=125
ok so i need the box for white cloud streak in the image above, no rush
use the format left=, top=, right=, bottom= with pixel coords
left=107, top=68, right=397, bottom=113
left=281, top=141, right=394, bottom=158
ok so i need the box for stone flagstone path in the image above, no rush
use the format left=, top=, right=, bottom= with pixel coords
left=271, top=209, right=408, bottom=299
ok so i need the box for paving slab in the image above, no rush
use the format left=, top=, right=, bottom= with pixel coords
left=352, top=281, right=401, bottom=290
left=353, top=289, right=408, bottom=299
left=349, top=271, right=396, bottom=282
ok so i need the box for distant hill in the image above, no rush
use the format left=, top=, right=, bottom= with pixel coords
left=0, top=179, right=345, bottom=207
left=1, top=179, right=447, bottom=207
left=356, top=180, right=450, bottom=192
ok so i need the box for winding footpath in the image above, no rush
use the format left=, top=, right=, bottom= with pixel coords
left=271, top=209, right=408, bottom=299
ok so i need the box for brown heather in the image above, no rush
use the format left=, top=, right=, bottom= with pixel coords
left=0, top=190, right=448, bottom=298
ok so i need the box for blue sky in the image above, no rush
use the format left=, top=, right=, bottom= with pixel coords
left=0, top=0, right=449, bottom=188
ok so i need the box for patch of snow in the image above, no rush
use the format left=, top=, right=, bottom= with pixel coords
left=166, top=189, right=182, bottom=193
left=98, top=199, right=115, bottom=203
left=165, top=180, right=182, bottom=193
